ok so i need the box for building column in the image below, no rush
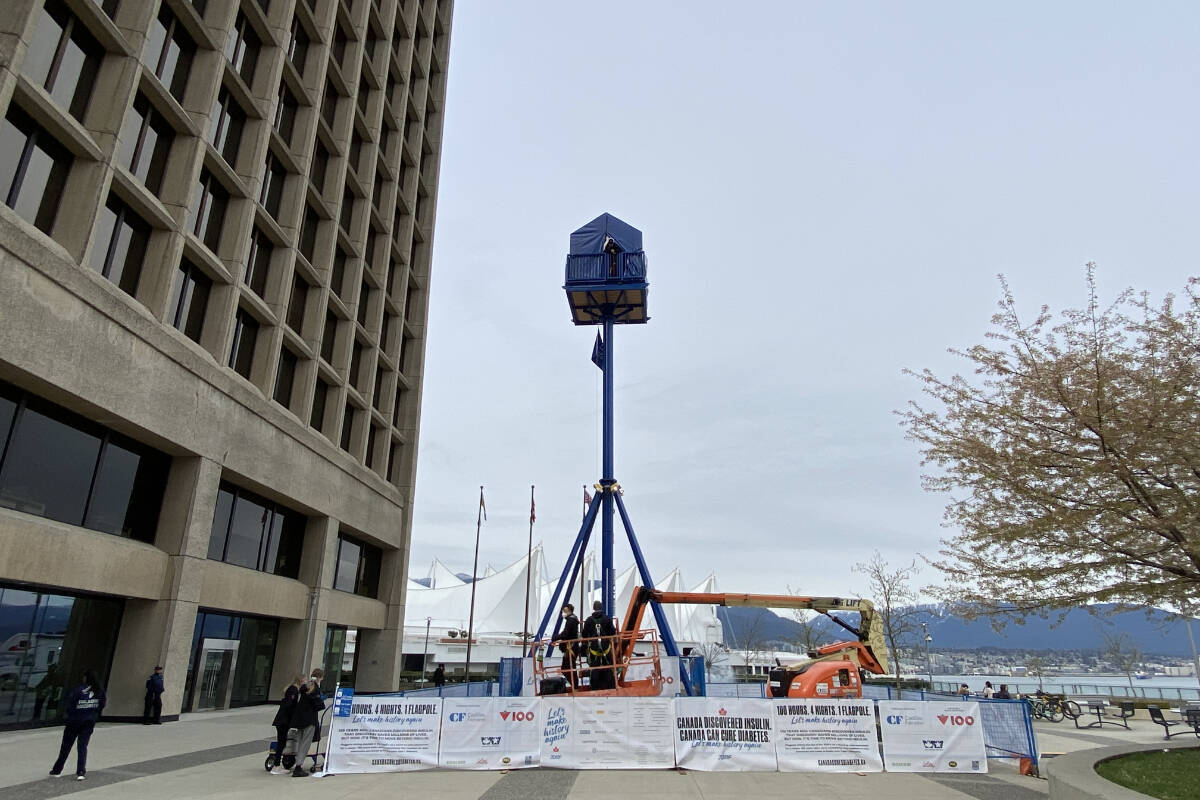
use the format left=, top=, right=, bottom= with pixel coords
left=271, top=515, right=338, bottom=697
left=356, top=548, right=406, bottom=692
left=105, top=457, right=221, bottom=719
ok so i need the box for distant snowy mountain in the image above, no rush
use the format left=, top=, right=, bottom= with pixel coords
left=717, top=604, right=1200, bottom=657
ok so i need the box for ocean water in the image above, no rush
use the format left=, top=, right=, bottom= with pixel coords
left=924, top=673, right=1200, bottom=701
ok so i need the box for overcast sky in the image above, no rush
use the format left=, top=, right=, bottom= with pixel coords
left=408, top=1, right=1200, bottom=603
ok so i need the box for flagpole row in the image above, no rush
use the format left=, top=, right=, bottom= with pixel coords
left=522, top=485, right=534, bottom=657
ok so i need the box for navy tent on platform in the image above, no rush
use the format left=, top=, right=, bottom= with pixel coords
left=563, top=213, right=649, bottom=325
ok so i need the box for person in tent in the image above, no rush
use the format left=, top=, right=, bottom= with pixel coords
left=581, top=601, right=616, bottom=690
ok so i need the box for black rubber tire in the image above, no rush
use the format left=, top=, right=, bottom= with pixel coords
left=1048, top=706, right=1065, bottom=723
left=264, top=756, right=274, bottom=772
left=1064, top=701, right=1082, bottom=719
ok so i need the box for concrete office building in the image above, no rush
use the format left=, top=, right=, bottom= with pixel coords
left=0, top=0, right=451, bottom=728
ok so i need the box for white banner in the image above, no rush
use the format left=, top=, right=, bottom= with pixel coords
left=623, top=656, right=680, bottom=696
left=772, top=699, right=883, bottom=772
left=325, top=695, right=442, bottom=774
left=520, top=658, right=536, bottom=696
left=541, top=698, right=675, bottom=769
left=878, top=701, right=987, bottom=773
left=438, top=697, right=541, bottom=770
left=673, top=698, right=777, bottom=771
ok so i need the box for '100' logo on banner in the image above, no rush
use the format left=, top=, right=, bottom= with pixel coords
left=937, top=715, right=975, bottom=726
left=500, top=710, right=535, bottom=722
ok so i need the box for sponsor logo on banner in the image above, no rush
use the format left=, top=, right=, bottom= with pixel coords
left=886, top=715, right=903, bottom=724
left=501, top=710, right=535, bottom=722
left=481, top=736, right=501, bottom=747
left=948, top=760, right=958, bottom=768
left=449, top=713, right=467, bottom=722
left=923, top=740, right=944, bottom=750
left=937, top=714, right=975, bottom=726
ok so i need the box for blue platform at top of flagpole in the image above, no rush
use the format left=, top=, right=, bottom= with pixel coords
left=564, top=213, right=649, bottom=326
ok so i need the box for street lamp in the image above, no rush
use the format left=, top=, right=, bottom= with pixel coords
left=421, top=617, right=432, bottom=686
left=921, top=622, right=934, bottom=692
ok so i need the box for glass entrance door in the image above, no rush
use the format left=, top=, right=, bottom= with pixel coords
left=191, top=638, right=238, bottom=711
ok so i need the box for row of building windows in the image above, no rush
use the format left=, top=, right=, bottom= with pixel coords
left=0, top=379, right=386, bottom=600
left=0, top=381, right=167, bottom=542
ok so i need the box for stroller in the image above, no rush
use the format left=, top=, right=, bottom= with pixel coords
left=264, top=703, right=333, bottom=773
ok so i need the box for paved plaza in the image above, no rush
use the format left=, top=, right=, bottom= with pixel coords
left=0, top=705, right=1183, bottom=799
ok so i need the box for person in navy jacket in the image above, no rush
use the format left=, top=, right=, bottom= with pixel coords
left=143, top=666, right=164, bottom=724
left=49, top=670, right=106, bottom=781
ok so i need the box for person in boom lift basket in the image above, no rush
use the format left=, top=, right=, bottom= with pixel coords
left=581, top=601, right=617, bottom=690
left=553, top=604, right=582, bottom=688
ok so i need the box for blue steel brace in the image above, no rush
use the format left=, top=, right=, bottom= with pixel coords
left=533, top=492, right=603, bottom=652
left=601, top=317, right=616, bottom=618
left=615, top=492, right=694, bottom=696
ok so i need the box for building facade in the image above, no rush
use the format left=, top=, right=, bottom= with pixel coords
left=0, top=0, right=451, bottom=728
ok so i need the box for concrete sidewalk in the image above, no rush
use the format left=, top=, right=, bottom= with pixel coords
left=0, top=706, right=1181, bottom=800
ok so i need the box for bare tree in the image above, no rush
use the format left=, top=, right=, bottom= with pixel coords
left=727, top=608, right=772, bottom=679
left=1102, top=631, right=1143, bottom=692
left=854, top=550, right=924, bottom=695
left=787, top=585, right=830, bottom=653
left=696, top=642, right=729, bottom=672
left=902, top=269, right=1200, bottom=617
left=1026, top=655, right=1047, bottom=691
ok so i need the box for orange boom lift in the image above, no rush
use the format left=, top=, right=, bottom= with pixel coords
left=533, top=587, right=889, bottom=698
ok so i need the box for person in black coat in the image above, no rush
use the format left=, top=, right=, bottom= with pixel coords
left=289, top=678, right=325, bottom=777
left=142, top=666, right=164, bottom=724
left=270, top=676, right=304, bottom=773
left=432, top=664, right=446, bottom=687
left=49, top=670, right=106, bottom=780
left=581, top=601, right=617, bottom=690
left=552, top=604, right=581, bottom=688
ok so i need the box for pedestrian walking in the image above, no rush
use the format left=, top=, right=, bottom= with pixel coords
left=433, top=664, right=446, bottom=687
left=143, top=665, right=164, bottom=724
left=270, top=675, right=304, bottom=774
left=49, top=670, right=106, bottom=781
left=289, top=675, right=325, bottom=777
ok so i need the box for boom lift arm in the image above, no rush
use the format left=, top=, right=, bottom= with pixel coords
left=618, top=587, right=889, bottom=676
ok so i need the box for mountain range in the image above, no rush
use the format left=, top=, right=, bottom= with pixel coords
left=716, top=604, right=1200, bottom=658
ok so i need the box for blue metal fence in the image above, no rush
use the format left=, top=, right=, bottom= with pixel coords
left=565, top=252, right=647, bottom=283
left=397, top=681, right=497, bottom=698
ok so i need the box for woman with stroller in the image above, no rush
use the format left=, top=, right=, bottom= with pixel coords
left=269, top=676, right=304, bottom=775
left=289, top=673, right=326, bottom=777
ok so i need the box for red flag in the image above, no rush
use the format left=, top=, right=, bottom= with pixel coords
left=530, top=495, right=536, bottom=525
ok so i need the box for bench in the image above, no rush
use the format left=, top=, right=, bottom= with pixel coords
left=1070, top=695, right=1131, bottom=730
left=1148, top=705, right=1193, bottom=739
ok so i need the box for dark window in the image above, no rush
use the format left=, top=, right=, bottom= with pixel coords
left=274, top=85, right=299, bottom=145
left=387, top=440, right=402, bottom=482
left=226, top=13, right=260, bottom=88
left=310, top=378, right=329, bottom=430
left=286, top=272, right=308, bottom=332
left=260, top=156, right=285, bottom=219
left=311, top=142, right=330, bottom=193
left=190, top=171, right=229, bottom=252
left=321, top=80, right=338, bottom=128
left=0, top=382, right=167, bottom=541
left=386, top=261, right=399, bottom=297
left=348, top=134, right=363, bottom=175
left=331, top=24, right=349, bottom=70
left=399, top=333, right=411, bottom=373
left=372, top=170, right=385, bottom=210
left=381, top=123, right=395, bottom=159
left=287, top=19, right=309, bottom=75
left=244, top=229, right=271, bottom=297
left=1, top=107, right=72, bottom=234
left=365, top=423, right=379, bottom=468
left=191, top=0, right=208, bottom=15
left=333, top=533, right=380, bottom=598
left=357, top=280, right=370, bottom=327
left=146, top=6, right=195, bottom=103
left=392, top=385, right=406, bottom=427
left=210, top=88, right=247, bottom=167
left=118, top=94, right=174, bottom=195
left=365, top=230, right=379, bottom=270
left=340, top=404, right=355, bottom=451
left=356, top=80, right=369, bottom=117
left=274, top=348, right=298, bottom=407
left=299, top=206, right=319, bottom=262
left=381, top=312, right=395, bottom=352
left=89, top=195, right=150, bottom=297
left=24, top=1, right=105, bottom=123
left=339, top=187, right=354, bottom=232
left=330, top=248, right=347, bottom=300
left=350, top=341, right=364, bottom=388
left=371, top=367, right=384, bottom=411
left=320, top=310, right=337, bottom=362
left=101, top=0, right=120, bottom=18
left=207, top=482, right=304, bottom=578
left=169, top=260, right=211, bottom=342
left=183, top=611, right=279, bottom=711
left=228, top=308, right=258, bottom=379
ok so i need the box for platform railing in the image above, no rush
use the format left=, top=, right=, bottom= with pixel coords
left=565, top=252, right=647, bottom=283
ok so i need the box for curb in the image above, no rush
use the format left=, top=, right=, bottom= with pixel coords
left=1046, top=740, right=1199, bottom=800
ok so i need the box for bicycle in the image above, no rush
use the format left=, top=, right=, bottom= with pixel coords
left=1027, top=692, right=1075, bottom=723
